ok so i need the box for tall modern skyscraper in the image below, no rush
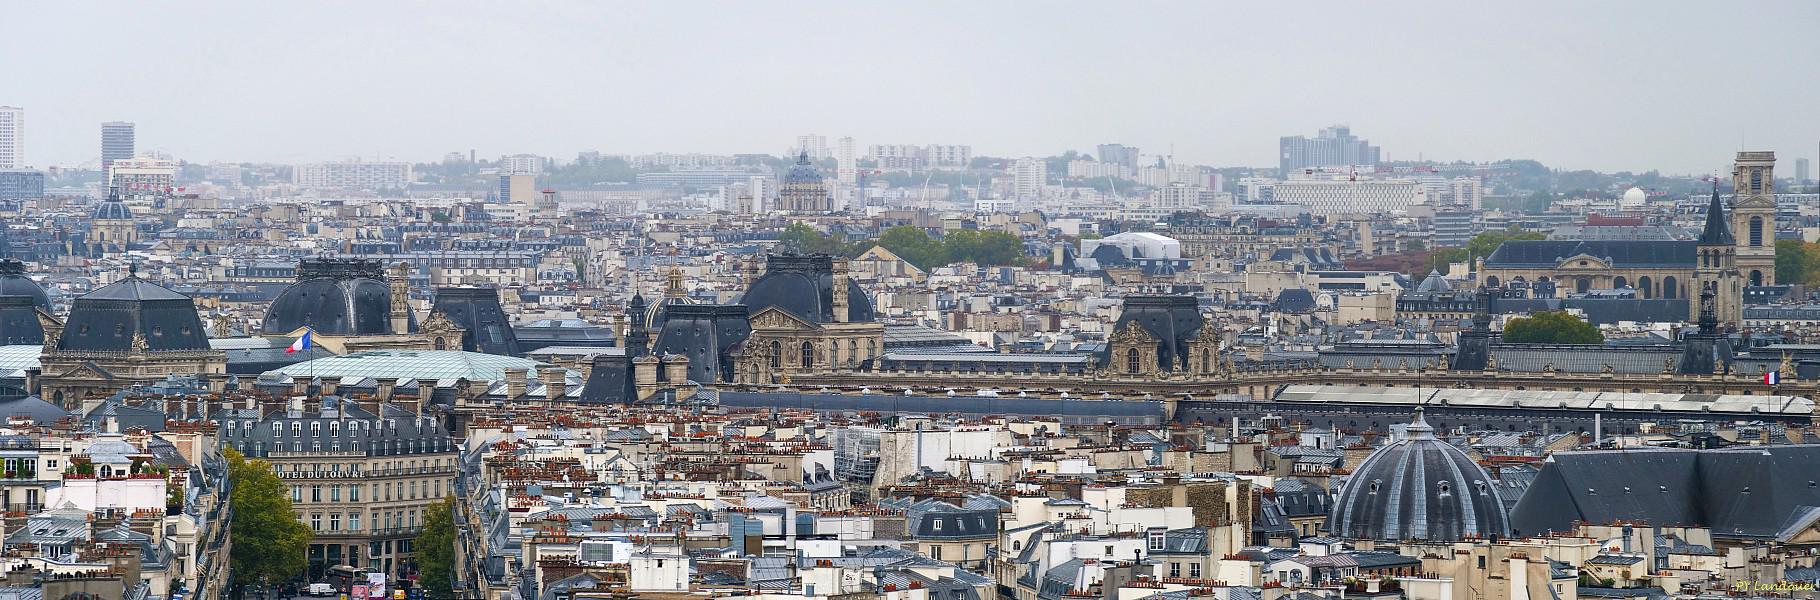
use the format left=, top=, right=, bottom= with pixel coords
left=101, top=121, right=135, bottom=169
left=1012, top=157, right=1046, bottom=201
left=1797, top=157, right=1811, bottom=185
left=1279, top=125, right=1381, bottom=173
left=836, top=136, right=857, bottom=185
left=0, top=107, right=22, bottom=169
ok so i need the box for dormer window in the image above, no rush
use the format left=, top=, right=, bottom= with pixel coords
left=1148, top=529, right=1165, bottom=551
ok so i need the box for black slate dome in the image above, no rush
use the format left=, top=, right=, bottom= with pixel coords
left=0, top=260, right=49, bottom=346
left=92, top=196, right=134, bottom=220
left=263, top=258, right=415, bottom=336
left=59, top=276, right=211, bottom=352
left=1328, top=408, right=1512, bottom=542
left=743, top=254, right=874, bottom=324
left=0, top=259, right=49, bottom=310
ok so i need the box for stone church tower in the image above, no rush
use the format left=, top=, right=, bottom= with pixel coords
left=1730, top=151, right=1777, bottom=286
left=1694, top=182, right=1742, bottom=326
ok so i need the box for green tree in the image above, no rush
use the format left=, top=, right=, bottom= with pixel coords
left=778, top=222, right=858, bottom=256
left=943, top=229, right=1025, bottom=266
left=1502, top=311, right=1604, bottom=344
left=416, top=497, right=458, bottom=600
left=225, top=448, right=312, bottom=592
left=877, top=225, right=948, bottom=269
left=1775, top=239, right=1820, bottom=285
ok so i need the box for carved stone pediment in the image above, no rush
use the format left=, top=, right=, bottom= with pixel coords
left=750, top=307, right=819, bottom=332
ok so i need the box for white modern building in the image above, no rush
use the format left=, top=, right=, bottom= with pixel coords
left=108, top=157, right=178, bottom=195
left=293, top=160, right=414, bottom=190
left=836, top=136, right=857, bottom=185
left=0, top=106, right=21, bottom=168
left=926, top=144, right=971, bottom=168
left=1081, top=232, right=1182, bottom=261
left=1012, top=157, right=1046, bottom=200
left=1273, top=177, right=1426, bottom=215
left=498, top=154, right=544, bottom=175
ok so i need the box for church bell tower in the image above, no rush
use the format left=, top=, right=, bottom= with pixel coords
left=1730, top=151, right=1777, bottom=287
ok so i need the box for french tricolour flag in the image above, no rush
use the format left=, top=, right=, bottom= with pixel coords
left=1764, top=371, right=1780, bottom=385
left=287, top=330, right=313, bottom=353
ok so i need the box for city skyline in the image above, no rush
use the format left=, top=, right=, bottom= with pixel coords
left=3, top=1, right=1817, bottom=174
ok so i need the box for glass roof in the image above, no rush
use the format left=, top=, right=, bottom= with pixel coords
left=0, top=345, right=42, bottom=377
left=270, top=350, right=570, bottom=387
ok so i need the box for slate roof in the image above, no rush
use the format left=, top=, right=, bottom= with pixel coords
left=1484, top=240, right=1694, bottom=269
left=430, top=287, right=520, bottom=356
left=58, top=276, right=212, bottom=352
left=1489, top=344, right=1682, bottom=374
left=1511, top=445, right=1820, bottom=540
left=742, top=254, right=875, bottom=324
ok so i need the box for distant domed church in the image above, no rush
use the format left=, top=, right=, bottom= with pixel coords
left=1327, top=408, right=1512, bottom=542
left=777, top=152, right=832, bottom=213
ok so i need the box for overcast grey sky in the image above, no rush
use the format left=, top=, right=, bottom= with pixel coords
left=7, top=1, right=1819, bottom=174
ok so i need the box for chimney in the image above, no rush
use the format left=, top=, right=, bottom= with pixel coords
left=538, top=368, right=564, bottom=400
left=388, top=261, right=412, bottom=334
left=634, top=356, right=660, bottom=400
left=831, top=257, right=850, bottom=323
left=664, top=355, right=690, bottom=385
left=321, top=379, right=338, bottom=397
left=504, top=368, right=528, bottom=399
left=23, top=368, right=39, bottom=396
left=376, top=378, right=396, bottom=401
left=206, top=374, right=225, bottom=394
left=4, top=564, right=35, bottom=587
left=417, top=378, right=438, bottom=405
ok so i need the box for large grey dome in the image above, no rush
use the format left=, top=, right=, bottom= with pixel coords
left=263, top=258, right=415, bottom=336
left=742, top=254, right=874, bottom=324
left=1328, top=408, right=1511, bottom=542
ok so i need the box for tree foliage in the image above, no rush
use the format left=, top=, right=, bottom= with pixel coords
left=871, top=226, right=1027, bottom=270
left=778, top=222, right=862, bottom=256
left=226, top=448, right=312, bottom=590
left=1502, top=311, right=1603, bottom=345
left=1775, top=239, right=1820, bottom=285
left=1428, top=228, right=1546, bottom=274
left=416, top=497, right=459, bottom=600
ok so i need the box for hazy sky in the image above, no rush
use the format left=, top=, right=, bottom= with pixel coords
left=7, top=1, right=1819, bottom=174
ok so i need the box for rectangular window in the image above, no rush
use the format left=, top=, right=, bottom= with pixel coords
left=329, top=513, right=340, bottom=531
left=1170, top=563, right=1181, bottom=578
left=311, top=514, right=321, bottom=531
left=311, top=485, right=322, bottom=503
left=1190, top=563, right=1201, bottom=578
left=292, top=486, right=302, bottom=502
left=349, top=513, right=361, bottom=531
left=331, top=486, right=341, bottom=502
left=351, top=485, right=360, bottom=502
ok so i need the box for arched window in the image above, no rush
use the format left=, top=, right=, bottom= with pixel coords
left=1485, top=276, right=1500, bottom=288
left=1575, top=277, right=1591, bottom=294
left=1751, top=270, right=1763, bottom=286
left=1202, top=350, right=1212, bottom=373
left=847, top=339, right=858, bottom=367
left=1749, top=216, right=1764, bottom=247
left=1638, top=276, right=1653, bottom=299
left=433, top=337, right=447, bottom=350
left=1613, top=276, right=1628, bottom=290
left=769, top=341, right=781, bottom=369
left=1662, top=276, right=1678, bottom=299
left=801, top=341, right=815, bottom=370
left=1126, top=348, right=1141, bottom=374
